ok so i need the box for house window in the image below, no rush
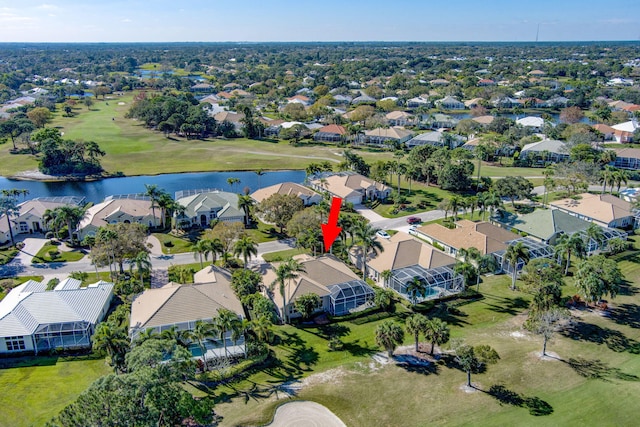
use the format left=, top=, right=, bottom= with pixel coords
left=19, top=222, right=28, bottom=232
left=5, top=336, right=26, bottom=351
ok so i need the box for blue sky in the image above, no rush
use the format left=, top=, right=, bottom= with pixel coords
left=0, top=0, right=639, bottom=43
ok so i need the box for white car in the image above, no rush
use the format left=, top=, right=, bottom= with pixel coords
left=376, top=230, right=391, bottom=239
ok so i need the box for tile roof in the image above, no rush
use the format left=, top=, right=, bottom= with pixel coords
left=550, top=193, right=634, bottom=224
left=417, top=220, right=519, bottom=255
left=368, top=232, right=456, bottom=273
left=176, top=190, right=243, bottom=220
left=79, top=198, right=158, bottom=230
left=251, top=182, right=319, bottom=204
left=130, top=266, right=243, bottom=333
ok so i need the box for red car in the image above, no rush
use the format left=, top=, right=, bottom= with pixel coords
left=406, top=216, right=421, bottom=224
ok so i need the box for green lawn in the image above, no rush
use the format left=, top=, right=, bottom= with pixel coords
left=0, top=246, right=18, bottom=265
left=262, top=247, right=308, bottom=262
left=0, top=355, right=111, bottom=427
left=214, top=241, right=640, bottom=426
left=0, top=93, right=390, bottom=177
left=153, top=232, right=200, bottom=254
left=31, top=244, right=85, bottom=263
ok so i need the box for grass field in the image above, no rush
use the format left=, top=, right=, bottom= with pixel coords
left=0, top=92, right=544, bottom=181
left=213, top=236, right=640, bottom=427
left=0, top=93, right=392, bottom=177
left=31, top=243, right=85, bottom=263
left=0, top=355, right=111, bottom=427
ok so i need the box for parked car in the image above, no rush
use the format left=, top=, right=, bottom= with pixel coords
left=406, top=216, right=421, bottom=224
left=376, top=230, right=391, bottom=239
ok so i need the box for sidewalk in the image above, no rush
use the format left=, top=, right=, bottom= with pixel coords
left=354, top=204, right=385, bottom=223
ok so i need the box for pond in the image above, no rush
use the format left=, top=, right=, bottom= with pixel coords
left=0, top=170, right=306, bottom=203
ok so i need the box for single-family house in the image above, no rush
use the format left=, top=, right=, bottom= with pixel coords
left=77, top=196, right=160, bottom=240
left=519, top=139, right=569, bottom=165
left=363, top=232, right=463, bottom=302
left=516, top=116, right=545, bottom=132
left=262, top=254, right=375, bottom=319
left=407, top=96, right=430, bottom=109
left=429, top=79, right=450, bottom=86
left=405, top=131, right=464, bottom=149
left=429, top=113, right=459, bottom=129
left=0, top=278, right=113, bottom=355
left=550, top=193, right=638, bottom=229
left=0, top=196, right=85, bottom=244
left=478, top=79, right=496, bottom=86
left=491, top=96, right=521, bottom=108
left=332, top=94, right=353, bottom=105
left=314, top=124, right=347, bottom=142
left=414, top=220, right=520, bottom=258
left=386, top=111, right=414, bottom=127
left=494, top=208, right=627, bottom=251
left=546, top=96, right=569, bottom=108
left=592, top=124, right=616, bottom=141
left=214, top=111, right=245, bottom=131
left=129, top=265, right=245, bottom=359
left=464, top=98, right=485, bottom=109
left=472, top=115, right=495, bottom=126
left=308, top=172, right=390, bottom=204
left=611, top=121, right=639, bottom=143
left=362, top=127, right=414, bottom=146
left=175, top=190, right=244, bottom=228
left=190, top=83, right=215, bottom=93
left=612, top=147, right=640, bottom=170
left=287, top=94, right=311, bottom=107
left=351, top=94, right=377, bottom=104
left=435, top=96, right=465, bottom=110
left=251, top=182, right=322, bottom=206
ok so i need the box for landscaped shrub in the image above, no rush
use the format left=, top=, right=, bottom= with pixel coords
left=48, top=250, right=60, bottom=260
left=163, top=240, right=174, bottom=247
left=45, top=231, right=54, bottom=239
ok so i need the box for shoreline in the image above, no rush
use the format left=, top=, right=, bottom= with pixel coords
left=6, top=167, right=305, bottom=182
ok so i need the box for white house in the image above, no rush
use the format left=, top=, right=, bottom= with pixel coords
left=0, top=279, right=113, bottom=355
left=251, top=182, right=322, bottom=206
left=309, top=172, right=390, bottom=205
left=175, top=190, right=244, bottom=228
left=77, top=196, right=160, bottom=240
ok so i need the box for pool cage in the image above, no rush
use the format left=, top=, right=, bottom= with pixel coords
left=34, top=321, right=92, bottom=353
left=389, top=265, right=464, bottom=303
left=327, top=280, right=375, bottom=316
left=577, top=227, right=628, bottom=254
left=494, top=237, right=556, bottom=274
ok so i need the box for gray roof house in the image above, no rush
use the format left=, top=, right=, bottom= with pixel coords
left=406, top=131, right=465, bottom=149
left=0, top=278, right=113, bottom=355
left=519, top=139, right=568, bottom=165
left=434, top=96, right=465, bottom=110
left=175, top=190, right=244, bottom=228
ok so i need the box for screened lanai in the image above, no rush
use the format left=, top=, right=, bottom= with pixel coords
left=578, top=227, right=628, bottom=254
left=389, top=265, right=464, bottom=303
left=34, top=321, right=92, bottom=353
left=328, top=280, right=375, bottom=316
left=494, top=237, right=555, bottom=274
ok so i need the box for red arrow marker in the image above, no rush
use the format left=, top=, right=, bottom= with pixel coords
left=321, top=197, right=342, bottom=252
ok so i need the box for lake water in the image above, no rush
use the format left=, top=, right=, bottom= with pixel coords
left=0, top=170, right=306, bottom=203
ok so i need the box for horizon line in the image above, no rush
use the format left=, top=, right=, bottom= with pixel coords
left=0, top=40, right=638, bottom=44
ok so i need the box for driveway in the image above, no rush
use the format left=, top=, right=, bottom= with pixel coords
left=266, top=401, right=346, bottom=427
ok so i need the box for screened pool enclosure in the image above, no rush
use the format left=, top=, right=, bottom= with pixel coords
left=388, top=265, right=464, bottom=303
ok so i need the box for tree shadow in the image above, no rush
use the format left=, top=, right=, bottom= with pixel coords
left=616, top=279, right=639, bottom=296
left=609, top=303, right=640, bottom=329
left=481, top=294, right=529, bottom=315
left=341, top=339, right=378, bottom=357
left=394, top=355, right=440, bottom=376
left=563, top=357, right=640, bottom=382
left=485, top=384, right=554, bottom=416
left=560, top=321, right=639, bottom=353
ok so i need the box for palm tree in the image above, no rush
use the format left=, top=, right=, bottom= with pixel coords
left=144, top=184, right=161, bottom=228
left=254, top=169, right=266, bottom=190
left=483, top=191, right=502, bottom=220
left=613, top=169, right=629, bottom=193
left=190, top=320, right=214, bottom=371
left=92, top=323, right=129, bottom=372
left=191, top=239, right=211, bottom=269
left=554, top=233, right=586, bottom=275
left=476, top=254, right=499, bottom=291
left=454, top=261, right=477, bottom=289
left=542, top=168, right=555, bottom=207
left=406, top=276, right=427, bottom=304
left=233, top=235, right=258, bottom=268
left=213, top=308, right=241, bottom=358
left=353, top=222, right=384, bottom=280
left=227, top=177, right=240, bottom=192
left=156, top=192, right=173, bottom=229
left=504, top=242, right=530, bottom=290
left=237, top=194, right=255, bottom=226
left=271, top=258, right=305, bottom=324
left=160, top=325, right=191, bottom=348
left=50, top=205, right=86, bottom=243
left=474, top=142, right=489, bottom=190
left=405, top=314, right=428, bottom=352
left=600, top=165, right=617, bottom=194
left=375, top=320, right=404, bottom=358
left=584, top=223, right=605, bottom=256
left=249, top=315, right=274, bottom=344
left=449, top=196, right=461, bottom=221
left=130, top=250, right=151, bottom=288
left=424, top=318, right=450, bottom=355
left=0, top=190, right=23, bottom=247
left=380, top=269, right=393, bottom=287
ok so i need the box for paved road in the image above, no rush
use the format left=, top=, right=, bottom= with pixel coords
left=0, top=237, right=299, bottom=280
